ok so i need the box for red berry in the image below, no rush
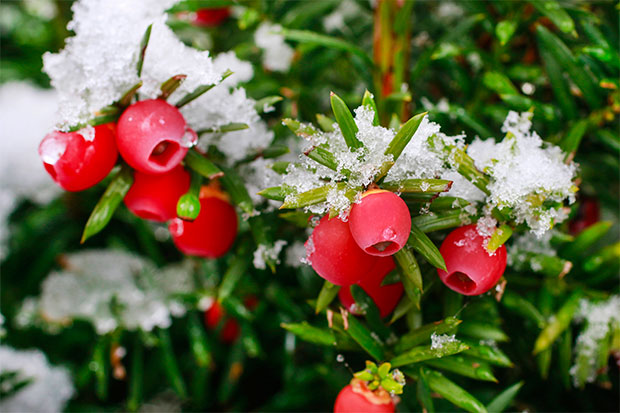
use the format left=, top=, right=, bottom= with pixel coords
left=339, top=257, right=403, bottom=318
left=204, top=301, right=240, bottom=343
left=169, top=189, right=237, bottom=258
left=569, top=196, right=600, bottom=235
left=334, top=382, right=394, bottom=413
left=193, top=7, right=231, bottom=26
left=306, top=215, right=379, bottom=286
left=349, top=189, right=411, bottom=256
left=116, top=99, right=190, bottom=174
left=437, top=224, right=507, bottom=296
left=123, top=165, right=190, bottom=222
left=39, top=123, right=117, bottom=191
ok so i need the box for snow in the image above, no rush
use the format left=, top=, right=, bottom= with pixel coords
left=0, top=345, right=74, bottom=413
left=570, top=295, right=620, bottom=386
left=17, top=250, right=196, bottom=334
left=284, top=241, right=309, bottom=267
left=467, top=111, right=577, bottom=237
left=43, top=0, right=222, bottom=129
left=254, top=22, right=294, bottom=73
left=0, top=82, right=62, bottom=259
left=253, top=240, right=288, bottom=270
left=44, top=0, right=274, bottom=166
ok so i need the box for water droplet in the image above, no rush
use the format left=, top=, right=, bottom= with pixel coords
left=336, top=354, right=345, bottom=362
left=382, top=227, right=396, bottom=240
left=168, top=219, right=184, bottom=237
left=158, top=118, right=165, bottom=125
left=181, top=128, right=198, bottom=148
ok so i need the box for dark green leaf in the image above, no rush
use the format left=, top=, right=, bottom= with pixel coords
left=316, top=280, right=340, bottom=314
left=424, top=356, right=497, bottom=382
left=419, top=368, right=487, bottom=413
left=159, top=74, right=186, bottom=100
left=408, top=224, right=447, bottom=271
left=176, top=70, right=233, bottom=108
left=396, top=317, right=461, bottom=353
left=536, top=25, right=602, bottom=109
left=350, top=285, right=393, bottom=340
left=382, top=179, right=452, bottom=193
left=281, top=322, right=335, bottom=347
left=533, top=291, right=583, bottom=354
left=157, top=328, right=187, bottom=398
left=136, top=24, right=152, bottom=77
left=330, top=92, right=362, bottom=149
left=184, top=150, right=224, bottom=180
left=281, top=29, right=373, bottom=66
left=362, top=90, right=379, bottom=126
left=486, top=381, right=524, bottom=412
left=254, top=95, right=283, bottom=113
left=81, top=165, right=133, bottom=243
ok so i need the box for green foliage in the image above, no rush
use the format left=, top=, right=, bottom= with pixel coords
left=1, top=1, right=618, bottom=412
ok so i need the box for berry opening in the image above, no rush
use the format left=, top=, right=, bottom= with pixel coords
left=445, top=271, right=477, bottom=294
left=367, top=241, right=399, bottom=256
left=149, top=140, right=180, bottom=168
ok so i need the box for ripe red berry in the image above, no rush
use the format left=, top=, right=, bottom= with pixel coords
left=306, top=215, right=379, bottom=286
left=204, top=301, right=240, bottom=343
left=169, top=188, right=237, bottom=258
left=334, top=381, right=394, bottom=413
left=339, top=257, right=403, bottom=318
left=117, top=99, right=192, bottom=174
left=569, top=196, right=600, bottom=235
left=124, top=165, right=190, bottom=222
left=193, top=7, right=231, bottom=26
left=437, top=224, right=507, bottom=296
left=349, top=189, right=411, bottom=257
left=39, top=123, right=118, bottom=191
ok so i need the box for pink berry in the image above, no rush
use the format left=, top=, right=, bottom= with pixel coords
left=39, top=123, right=118, bottom=191
left=116, top=99, right=190, bottom=174
left=169, top=190, right=237, bottom=258
left=349, top=189, right=411, bottom=256
left=124, top=165, right=190, bottom=222
left=339, top=257, right=403, bottom=318
left=334, top=383, right=394, bottom=413
left=437, top=224, right=507, bottom=296
left=192, top=7, right=231, bottom=26
left=306, top=215, right=379, bottom=286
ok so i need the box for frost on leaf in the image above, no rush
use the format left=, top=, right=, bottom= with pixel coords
left=16, top=250, right=195, bottom=334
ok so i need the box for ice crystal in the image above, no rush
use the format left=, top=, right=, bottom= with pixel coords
left=17, top=250, right=195, bottom=334
left=430, top=332, right=457, bottom=350
left=254, top=22, right=294, bottom=72
left=0, top=345, right=74, bottom=413
left=570, top=295, right=620, bottom=386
